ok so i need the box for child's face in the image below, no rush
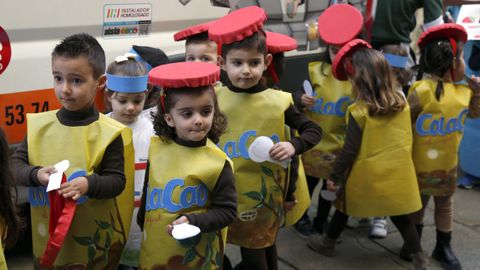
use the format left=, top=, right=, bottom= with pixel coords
left=109, top=92, right=146, bottom=125
left=164, top=90, right=215, bottom=142
left=221, top=48, right=272, bottom=89
left=52, top=56, right=105, bottom=112
left=186, top=41, right=218, bottom=65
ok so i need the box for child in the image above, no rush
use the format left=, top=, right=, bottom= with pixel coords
left=174, top=21, right=218, bottom=65
left=294, top=3, right=368, bottom=237
left=306, top=39, right=427, bottom=269
left=209, top=6, right=322, bottom=269
left=407, top=23, right=480, bottom=270
left=11, top=33, right=135, bottom=269
left=0, top=128, right=23, bottom=269
left=137, top=61, right=237, bottom=270
left=104, top=53, right=154, bottom=269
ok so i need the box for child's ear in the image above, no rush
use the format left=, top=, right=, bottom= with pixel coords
left=97, top=74, right=107, bottom=92
left=218, top=56, right=226, bottom=71
left=264, top=54, right=273, bottom=70
left=164, top=113, right=175, bottom=128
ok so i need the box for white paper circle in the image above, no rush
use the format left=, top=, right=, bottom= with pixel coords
left=248, top=136, right=274, bottom=162
left=55, top=160, right=70, bottom=172
left=172, top=223, right=201, bottom=240
left=320, top=190, right=337, bottom=201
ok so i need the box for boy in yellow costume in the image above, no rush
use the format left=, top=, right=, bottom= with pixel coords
left=307, top=39, right=426, bottom=269
left=12, top=33, right=134, bottom=269
left=294, top=3, right=368, bottom=238
left=137, top=61, right=236, bottom=270
left=209, top=6, right=322, bottom=270
left=407, top=24, right=480, bottom=270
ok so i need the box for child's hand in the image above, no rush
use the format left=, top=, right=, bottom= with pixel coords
left=301, top=94, right=315, bottom=107
left=37, top=166, right=56, bottom=186
left=284, top=199, right=298, bottom=212
left=58, top=176, right=88, bottom=200
left=166, top=216, right=190, bottom=236
left=326, top=179, right=337, bottom=192
left=468, top=75, right=480, bottom=94
left=269, top=142, right=295, bottom=161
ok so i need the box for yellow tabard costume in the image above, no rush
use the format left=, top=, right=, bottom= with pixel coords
left=409, top=79, right=472, bottom=196
left=140, top=137, right=229, bottom=270
left=302, top=62, right=352, bottom=179
left=340, top=102, right=421, bottom=217
left=217, top=87, right=292, bottom=249
left=0, top=218, right=6, bottom=270
left=27, top=110, right=134, bottom=269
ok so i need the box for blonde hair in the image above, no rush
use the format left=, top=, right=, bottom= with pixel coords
left=350, top=48, right=406, bottom=115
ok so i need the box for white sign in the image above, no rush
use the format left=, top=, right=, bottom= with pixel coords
left=103, top=3, right=152, bottom=38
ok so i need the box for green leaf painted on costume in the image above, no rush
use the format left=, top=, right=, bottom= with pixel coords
left=72, top=236, right=92, bottom=246
left=243, top=191, right=262, bottom=201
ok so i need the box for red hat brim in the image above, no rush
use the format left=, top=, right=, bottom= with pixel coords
left=417, top=23, right=467, bottom=49
left=332, top=39, right=372, bottom=81
left=209, top=6, right=267, bottom=45
left=318, top=4, right=363, bottom=46
left=149, top=62, right=220, bottom=89
left=266, top=31, right=298, bottom=54
left=174, top=21, right=214, bottom=42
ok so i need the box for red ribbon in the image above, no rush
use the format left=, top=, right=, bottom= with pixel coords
left=449, top=37, right=458, bottom=82
left=39, top=174, right=77, bottom=268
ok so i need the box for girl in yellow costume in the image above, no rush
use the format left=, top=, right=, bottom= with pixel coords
left=294, top=3, right=365, bottom=237
left=0, top=128, right=23, bottom=270
left=407, top=24, right=480, bottom=270
left=209, top=6, right=322, bottom=270
left=137, top=61, right=236, bottom=270
left=307, top=39, right=427, bottom=269
left=11, top=33, right=135, bottom=269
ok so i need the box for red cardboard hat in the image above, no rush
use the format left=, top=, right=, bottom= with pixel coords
left=417, top=23, right=467, bottom=49
left=318, top=4, right=363, bottom=46
left=209, top=6, right=267, bottom=45
left=174, top=21, right=214, bottom=42
left=149, top=62, right=220, bottom=89
left=266, top=31, right=298, bottom=53
left=39, top=175, right=77, bottom=268
left=332, top=39, right=372, bottom=81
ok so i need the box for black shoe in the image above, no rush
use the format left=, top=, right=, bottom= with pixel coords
left=399, top=224, right=424, bottom=262
left=293, top=216, right=314, bottom=239
left=431, top=230, right=462, bottom=270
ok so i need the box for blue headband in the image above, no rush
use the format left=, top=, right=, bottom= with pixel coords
left=129, top=48, right=153, bottom=72
left=106, top=73, right=148, bottom=93
left=383, top=53, right=409, bottom=69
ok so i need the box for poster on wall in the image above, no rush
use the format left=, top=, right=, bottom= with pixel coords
left=103, top=3, right=152, bottom=39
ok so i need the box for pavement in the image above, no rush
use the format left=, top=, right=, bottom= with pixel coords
left=6, top=186, right=480, bottom=269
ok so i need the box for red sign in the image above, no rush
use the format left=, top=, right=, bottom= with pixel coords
left=0, top=26, right=11, bottom=76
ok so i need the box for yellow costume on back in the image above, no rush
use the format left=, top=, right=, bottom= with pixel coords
left=339, top=102, right=421, bottom=217
left=409, top=79, right=471, bottom=196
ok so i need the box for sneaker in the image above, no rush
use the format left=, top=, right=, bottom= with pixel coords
left=293, top=216, right=314, bottom=239
left=347, top=217, right=371, bottom=229
left=370, top=218, right=388, bottom=239
left=458, top=175, right=474, bottom=189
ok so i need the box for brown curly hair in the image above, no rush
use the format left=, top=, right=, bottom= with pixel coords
left=152, top=86, right=227, bottom=144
